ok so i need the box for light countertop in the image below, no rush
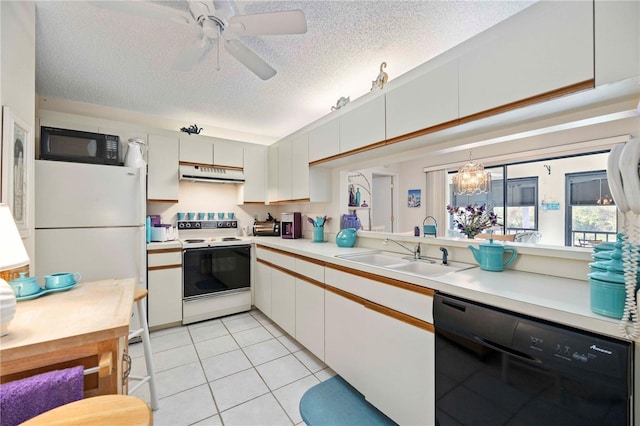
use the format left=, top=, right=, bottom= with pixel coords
left=147, top=241, right=181, bottom=250
left=253, top=237, right=626, bottom=341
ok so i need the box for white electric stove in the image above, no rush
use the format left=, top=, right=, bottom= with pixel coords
left=177, top=220, right=252, bottom=324
left=177, top=220, right=251, bottom=247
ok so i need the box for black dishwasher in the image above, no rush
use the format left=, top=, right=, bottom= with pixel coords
left=434, top=293, right=633, bottom=426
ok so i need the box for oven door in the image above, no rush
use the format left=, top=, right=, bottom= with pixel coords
left=183, top=244, right=251, bottom=299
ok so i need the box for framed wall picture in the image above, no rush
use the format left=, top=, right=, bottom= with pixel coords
left=2, top=106, right=32, bottom=237
left=408, top=189, right=421, bottom=208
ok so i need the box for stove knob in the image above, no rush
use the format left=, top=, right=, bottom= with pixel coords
left=185, top=222, right=191, bottom=228
left=195, top=222, right=201, bottom=228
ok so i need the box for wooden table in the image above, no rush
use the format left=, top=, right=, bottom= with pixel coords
left=0, top=278, right=135, bottom=396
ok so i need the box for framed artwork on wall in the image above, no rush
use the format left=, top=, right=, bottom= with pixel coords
left=2, top=106, right=32, bottom=237
left=408, top=189, right=421, bottom=208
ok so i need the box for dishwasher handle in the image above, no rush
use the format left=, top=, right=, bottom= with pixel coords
left=474, top=336, right=542, bottom=364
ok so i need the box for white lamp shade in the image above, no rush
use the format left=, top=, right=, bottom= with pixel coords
left=0, top=203, right=29, bottom=270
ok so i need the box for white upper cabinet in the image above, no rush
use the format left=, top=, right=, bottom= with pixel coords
left=385, top=60, right=459, bottom=139
left=339, top=95, right=386, bottom=153
left=147, top=133, right=179, bottom=201
left=308, top=118, right=340, bottom=163
left=267, top=144, right=279, bottom=204
left=213, top=140, right=243, bottom=168
left=595, top=0, right=640, bottom=86
left=277, top=137, right=293, bottom=202
left=240, top=144, right=267, bottom=203
left=179, top=135, right=244, bottom=168
left=459, top=1, right=594, bottom=117
left=291, top=133, right=309, bottom=201
left=179, top=135, right=214, bottom=164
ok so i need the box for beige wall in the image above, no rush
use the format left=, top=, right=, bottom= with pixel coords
left=1, top=1, right=36, bottom=272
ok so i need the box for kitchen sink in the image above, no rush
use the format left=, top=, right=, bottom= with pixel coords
left=335, top=251, right=475, bottom=277
left=335, top=251, right=411, bottom=267
left=386, top=260, right=474, bottom=277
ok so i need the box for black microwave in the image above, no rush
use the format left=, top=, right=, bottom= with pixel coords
left=40, top=126, right=120, bottom=165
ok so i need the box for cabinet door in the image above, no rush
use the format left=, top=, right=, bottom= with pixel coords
left=277, top=138, right=293, bottom=202
left=291, top=133, right=309, bottom=201
left=324, top=290, right=366, bottom=392
left=267, top=145, right=279, bottom=204
left=295, top=278, right=324, bottom=360
left=271, top=268, right=296, bottom=336
left=339, top=95, right=386, bottom=154
left=179, top=136, right=214, bottom=164
left=147, top=133, right=179, bottom=201
left=214, top=140, right=244, bottom=168
left=308, top=118, right=339, bottom=163
left=241, top=145, right=267, bottom=203
left=459, top=1, right=593, bottom=117
left=363, top=307, right=434, bottom=426
left=386, top=60, right=458, bottom=139
left=255, top=261, right=272, bottom=317
left=595, top=0, right=640, bottom=86
left=148, top=266, right=183, bottom=328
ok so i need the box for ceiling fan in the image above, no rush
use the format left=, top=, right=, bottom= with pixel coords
left=96, top=1, right=307, bottom=80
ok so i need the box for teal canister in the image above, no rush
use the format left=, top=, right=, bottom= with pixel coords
left=336, top=228, right=357, bottom=248
left=146, top=216, right=151, bottom=243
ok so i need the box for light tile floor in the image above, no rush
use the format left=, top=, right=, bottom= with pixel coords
left=128, top=309, right=335, bottom=426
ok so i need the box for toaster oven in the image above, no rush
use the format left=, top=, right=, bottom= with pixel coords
left=253, top=220, right=280, bottom=236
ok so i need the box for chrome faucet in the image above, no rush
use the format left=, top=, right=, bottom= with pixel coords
left=384, top=238, right=421, bottom=260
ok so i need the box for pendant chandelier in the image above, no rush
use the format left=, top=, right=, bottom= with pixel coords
left=452, top=151, right=491, bottom=195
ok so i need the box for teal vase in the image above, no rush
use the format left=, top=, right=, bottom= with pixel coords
left=313, top=226, right=324, bottom=242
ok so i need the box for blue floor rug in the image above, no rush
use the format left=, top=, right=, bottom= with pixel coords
left=299, top=375, right=397, bottom=426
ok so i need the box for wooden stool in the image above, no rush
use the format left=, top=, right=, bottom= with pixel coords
left=21, top=395, right=152, bottom=425
left=128, top=288, right=159, bottom=410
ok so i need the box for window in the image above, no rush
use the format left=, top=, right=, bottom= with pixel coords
left=565, top=171, right=617, bottom=246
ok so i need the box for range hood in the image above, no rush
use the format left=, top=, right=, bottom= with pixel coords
left=179, top=165, right=245, bottom=184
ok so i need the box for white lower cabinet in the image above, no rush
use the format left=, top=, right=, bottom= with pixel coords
left=147, top=248, right=182, bottom=328
left=324, top=290, right=367, bottom=392
left=271, top=268, right=296, bottom=337
left=295, top=278, right=324, bottom=360
left=254, top=261, right=272, bottom=317
left=363, top=306, right=435, bottom=426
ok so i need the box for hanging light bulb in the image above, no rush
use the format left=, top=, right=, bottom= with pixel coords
left=452, top=151, right=492, bottom=195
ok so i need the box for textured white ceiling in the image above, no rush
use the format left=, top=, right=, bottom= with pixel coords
left=35, top=1, right=535, bottom=144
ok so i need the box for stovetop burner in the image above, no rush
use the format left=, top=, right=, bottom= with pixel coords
left=184, top=239, right=205, bottom=243
left=222, top=237, right=240, bottom=241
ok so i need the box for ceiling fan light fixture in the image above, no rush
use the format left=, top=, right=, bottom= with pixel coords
left=453, top=152, right=491, bottom=195
left=202, top=19, right=221, bottom=39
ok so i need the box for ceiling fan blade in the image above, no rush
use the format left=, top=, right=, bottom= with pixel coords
left=92, top=1, right=193, bottom=25
left=173, top=36, right=213, bottom=72
left=212, top=0, right=236, bottom=22
left=227, top=10, right=307, bottom=37
left=223, top=39, right=276, bottom=80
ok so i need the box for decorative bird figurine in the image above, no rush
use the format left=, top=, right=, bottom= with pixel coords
left=180, top=124, right=203, bottom=135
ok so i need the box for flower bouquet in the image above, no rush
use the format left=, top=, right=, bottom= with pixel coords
left=446, top=204, right=498, bottom=238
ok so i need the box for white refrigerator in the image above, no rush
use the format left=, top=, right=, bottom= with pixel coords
left=34, top=160, right=147, bottom=324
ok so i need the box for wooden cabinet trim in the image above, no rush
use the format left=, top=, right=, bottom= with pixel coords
left=364, top=300, right=434, bottom=333
left=326, top=263, right=435, bottom=297
left=257, top=258, right=325, bottom=289
left=148, top=248, right=182, bottom=255
left=309, top=79, right=595, bottom=167
left=256, top=244, right=325, bottom=267
left=147, top=199, right=179, bottom=203
left=148, top=264, right=182, bottom=271
left=325, top=285, right=433, bottom=332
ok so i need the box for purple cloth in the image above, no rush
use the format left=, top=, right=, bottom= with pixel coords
left=0, top=366, right=84, bottom=426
